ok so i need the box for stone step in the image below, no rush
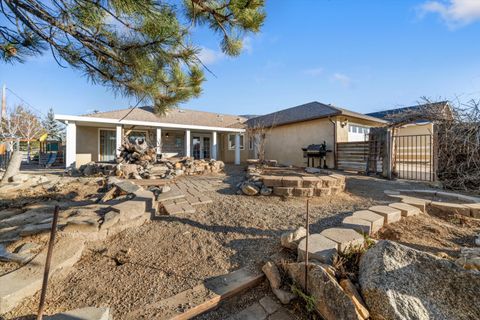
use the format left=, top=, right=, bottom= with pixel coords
left=297, top=234, right=337, bottom=264
left=320, top=228, right=365, bottom=252
left=352, top=210, right=384, bottom=234
left=342, top=216, right=374, bottom=236
left=388, top=203, right=421, bottom=217
left=400, top=196, right=431, bottom=213
left=368, top=206, right=402, bottom=224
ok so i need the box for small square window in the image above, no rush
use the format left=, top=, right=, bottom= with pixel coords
left=228, top=134, right=245, bottom=150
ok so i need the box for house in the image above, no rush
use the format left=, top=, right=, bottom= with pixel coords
left=246, top=101, right=387, bottom=168
left=366, top=101, right=452, bottom=136
left=55, top=107, right=250, bottom=168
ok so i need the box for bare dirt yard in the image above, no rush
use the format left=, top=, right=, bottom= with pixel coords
left=3, top=166, right=479, bottom=319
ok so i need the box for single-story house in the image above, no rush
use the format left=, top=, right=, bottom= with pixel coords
left=246, top=101, right=387, bottom=168
left=55, top=107, right=251, bottom=168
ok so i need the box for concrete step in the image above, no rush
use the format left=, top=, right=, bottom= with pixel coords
left=368, top=206, right=402, bottom=224
left=388, top=202, right=421, bottom=217
left=320, top=228, right=365, bottom=252
left=342, top=216, right=374, bottom=236
left=297, top=234, right=337, bottom=264
left=352, top=210, right=384, bottom=234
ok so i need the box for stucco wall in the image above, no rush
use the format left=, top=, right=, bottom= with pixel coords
left=76, top=126, right=100, bottom=166
left=263, top=118, right=336, bottom=168
left=262, top=116, right=385, bottom=168
left=397, top=123, right=433, bottom=136
left=220, top=133, right=250, bottom=163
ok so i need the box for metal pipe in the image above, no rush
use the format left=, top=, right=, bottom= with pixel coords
left=37, top=205, right=60, bottom=320
left=305, top=199, right=309, bottom=293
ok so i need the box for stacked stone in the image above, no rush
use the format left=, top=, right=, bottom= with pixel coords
left=261, top=174, right=346, bottom=197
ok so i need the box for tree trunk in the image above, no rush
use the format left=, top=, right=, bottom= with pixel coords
left=1, top=151, right=23, bottom=184
left=27, top=141, right=31, bottom=163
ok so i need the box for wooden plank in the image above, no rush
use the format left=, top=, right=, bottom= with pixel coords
left=125, top=268, right=264, bottom=320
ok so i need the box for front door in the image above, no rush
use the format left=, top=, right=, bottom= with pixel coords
left=99, top=129, right=116, bottom=162
left=191, top=135, right=211, bottom=160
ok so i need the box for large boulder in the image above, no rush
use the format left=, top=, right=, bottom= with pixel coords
left=286, top=262, right=360, bottom=320
left=359, top=240, right=480, bottom=320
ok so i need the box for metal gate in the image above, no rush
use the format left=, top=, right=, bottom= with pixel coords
left=393, top=134, right=435, bottom=181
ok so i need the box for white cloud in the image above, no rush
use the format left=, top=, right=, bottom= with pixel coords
left=303, top=67, right=324, bottom=77
left=420, top=0, right=480, bottom=27
left=197, top=47, right=225, bottom=65
left=332, top=73, right=352, bottom=88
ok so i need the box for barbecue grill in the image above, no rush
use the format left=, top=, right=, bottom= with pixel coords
left=302, top=141, right=332, bottom=168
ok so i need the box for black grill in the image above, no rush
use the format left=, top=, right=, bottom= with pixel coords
left=302, top=141, right=332, bottom=168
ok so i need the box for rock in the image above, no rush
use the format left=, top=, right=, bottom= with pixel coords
left=260, top=186, right=272, bottom=196
left=114, top=180, right=140, bottom=194
left=455, top=247, right=480, bottom=271
left=286, top=262, right=359, bottom=320
left=0, top=244, right=31, bottom=263
left=160, top=185, right=171, bottom=193
left=259, top=296, right=280, bottom=314
left=305, top=167, right=321, bottom=174
left=272, top=288, right=296, bottom=305
left=320, top=228, right=365, bottom=252
left=241, top=183, right=259, bottom=196
left=339, top=278, right=369, bottom=320
left=475, top=233, right=480, bottom=247
left=359, top=240, right=480, bottom=320
left=280, top=227, right=307, bottom=250
left=262, top=261, right=282, bottom=289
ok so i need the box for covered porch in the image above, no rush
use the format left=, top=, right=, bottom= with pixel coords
left=55, top=114, right=247, bottom=168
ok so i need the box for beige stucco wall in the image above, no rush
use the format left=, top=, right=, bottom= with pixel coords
left=220, top=133, right=250, bottom=163
left=263, top=118, right=336, bottom=168
left=397, top=123, right=433, bottom=136
left=76, top=126, right=100, bottom=166
left=261, top=116, right=385, bottom=168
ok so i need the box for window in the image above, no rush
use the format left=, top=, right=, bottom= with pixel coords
left=228, top=134, right=245, bottom=150
left=249, top=136, right=254, bottom=150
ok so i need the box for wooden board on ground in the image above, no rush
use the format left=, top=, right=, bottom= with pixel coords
left=125, top=268, right=264, bottom=320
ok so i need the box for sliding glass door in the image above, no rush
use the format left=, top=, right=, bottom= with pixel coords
left=99, top=129, right=116, bottom=162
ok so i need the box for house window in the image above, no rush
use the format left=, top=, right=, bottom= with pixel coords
left=249, top=136, right=254, bottom=150
left=228, top=134, right=245, bottom=150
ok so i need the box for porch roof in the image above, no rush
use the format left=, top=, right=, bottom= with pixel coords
left=55, top=113, right=246, bottom=133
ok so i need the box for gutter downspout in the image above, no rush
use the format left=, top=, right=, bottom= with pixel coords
left=328, top=116, right=337, bottom=169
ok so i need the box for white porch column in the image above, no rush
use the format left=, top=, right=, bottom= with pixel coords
left=211, top=131, right=217, bottom=160
left=115, top=125, right=122, bottom=157
left=65, top=121, right=76, bottom=168
left=156, top=128, right=162, bottom=155
left=185, top=129, right=191, bottom=157
left=234, top=133, right=241, bottom=165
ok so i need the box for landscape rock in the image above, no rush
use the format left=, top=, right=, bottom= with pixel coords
left=305, top=167, right=321, bottom=174
left=241, top=182, right=260, bottom=196
left=272, top=288, right=296, bottom=305
left=260, top=186, right=273, bottom=196
left=286, top=262, right=359, bottom=320
left=359, top=240, right=480, bottom=320
left=262, top=261, right=282, bottom=289
left=46, top=307, right=112, bottom=320
left=455, top=247, right=480, bottom=271
left=13, top=242, right=41, bottom=254
left=280, top=227, right=307, bottom=250
left=339, top=278, right=369, bottom=320
left=475, top=233, right=480, bottom=247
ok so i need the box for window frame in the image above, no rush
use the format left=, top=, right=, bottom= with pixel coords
left=228, top=133, right=245, bottom=150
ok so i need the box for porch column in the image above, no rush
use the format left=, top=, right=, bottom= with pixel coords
left=115, top=125, right=122, bottom=157
left=212, top=131, right=217, bottom=160
left=65, top=121, right=76, bottom=168
left=185, top=129, right=191, bottom=157
left=156, top=128, right=162, bottom=155
left=234, top=133, right=241, bottom=165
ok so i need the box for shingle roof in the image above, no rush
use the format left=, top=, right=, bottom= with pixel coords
left=84, top=106, right=247, bottom=128
left=366, top=101, right=451, bottom=122
left=246, top=101, right=386, bottom=128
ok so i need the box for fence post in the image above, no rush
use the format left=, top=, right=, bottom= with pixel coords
left=383, top=129, right=393, bottom=180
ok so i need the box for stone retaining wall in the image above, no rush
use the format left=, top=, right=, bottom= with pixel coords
left=262, top=174, right=346, bottom=197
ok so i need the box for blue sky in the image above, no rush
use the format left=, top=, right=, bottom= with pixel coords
left=2, top=0, right=480, bottom=117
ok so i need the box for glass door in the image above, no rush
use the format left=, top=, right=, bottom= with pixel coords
left=99, top=129, right=116, bottom=162
left=192, top=136, right=201, bottom=159
left=203, top=137, right=211, bottom=159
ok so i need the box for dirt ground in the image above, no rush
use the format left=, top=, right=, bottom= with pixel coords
left=3, top=166, right=480, bottom=319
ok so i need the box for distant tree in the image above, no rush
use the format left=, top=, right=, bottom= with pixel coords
left=42, top=107, right=64, bottom=141
left=0, top=0, right=265, bottom=113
